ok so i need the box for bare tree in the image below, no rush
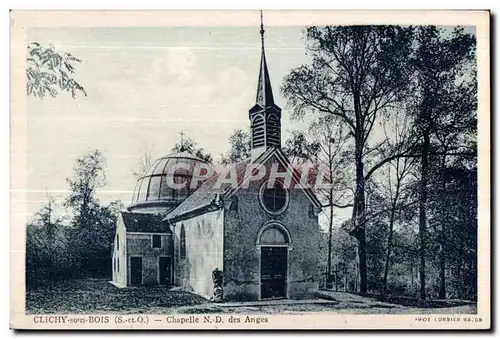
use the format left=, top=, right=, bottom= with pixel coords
left=309, top=115, right=354, bottom=281
left=132, top=146, right=155, bottom=179
left=284, top=114, right=353, bottom=286
left=379, top=111, right=417, bottom=293
left=282, top=26, right=414, bottom=294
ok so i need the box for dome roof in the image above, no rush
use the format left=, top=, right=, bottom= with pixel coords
left=129, top=151, right=213, bottom=213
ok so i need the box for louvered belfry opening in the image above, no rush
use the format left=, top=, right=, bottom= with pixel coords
left=249, top=12, right=282, bottom=153
left=266, top=113, right=280, bottom=147
left=252, top=114, right=266, bottom=148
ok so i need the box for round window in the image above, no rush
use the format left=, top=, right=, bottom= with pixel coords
left=259, top=181, right=289, bottom=214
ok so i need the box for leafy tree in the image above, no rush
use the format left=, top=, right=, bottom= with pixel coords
left=65, top=149, right=106, bottom=226
left=107, top=200, right=126, bottom=217
left=26, top=42, right=87, bottom=99
left=220, top=129, right=251, bottom=164
left=220, top=128, right=319, bottom=165
left=283, top=130, right=320, bottom=164
left=409, top=26, right=476, bottom=299
left=70, top=203, right=119, bottom=276
left=366, top=219, right=389, bottom=292
left=172, top=135, right=213, bottom=163
left=329, top=227, right=358, bottom=291
left=65, top=150, right=111, bottom=276
left=26, top=194, right=71, bottom=286
left=426, top=165, right=477, bottom=300
left=282, top=26, right=414, bottom=294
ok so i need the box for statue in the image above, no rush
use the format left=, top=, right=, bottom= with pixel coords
left=211, top=268, right=223, bottom=303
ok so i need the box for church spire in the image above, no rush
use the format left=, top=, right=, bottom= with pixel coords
left=249, top=11, right=282, bottom=157
left=255, top=10, right=275, bottom=108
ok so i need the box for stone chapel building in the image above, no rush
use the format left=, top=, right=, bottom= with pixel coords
left=111, top=20, right=322, bottom=301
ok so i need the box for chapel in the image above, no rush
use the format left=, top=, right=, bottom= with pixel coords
left=111, top=17, right=322, bottom=301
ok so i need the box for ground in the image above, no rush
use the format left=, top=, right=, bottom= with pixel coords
left=26, top=278, right=207, bottom=314
left=26, top=278, right=477, bottom=315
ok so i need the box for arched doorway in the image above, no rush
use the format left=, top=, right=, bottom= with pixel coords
left=257, top=223, right=291, bottom=300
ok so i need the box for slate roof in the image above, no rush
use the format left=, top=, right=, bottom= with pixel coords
left=122, top=211, right=170, bottom=233
left=255, top=43, right=275, bottom=109
left=248, top=23, right=282, bottom=116
left=164, top=148, right=323, bottom=223
left=164, top=157, right=253, bottom=221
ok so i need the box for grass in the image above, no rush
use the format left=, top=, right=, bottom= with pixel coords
left=26, top=278, right=208, bottom=314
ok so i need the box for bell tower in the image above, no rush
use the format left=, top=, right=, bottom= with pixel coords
left=249, top=12, right=282, bottom=158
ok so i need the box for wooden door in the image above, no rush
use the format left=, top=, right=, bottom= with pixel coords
left=260, top=247, right=287, bottom=299
left=159, top=256, right=171, bottom=285
left=130, top=256, right=143, bottom=285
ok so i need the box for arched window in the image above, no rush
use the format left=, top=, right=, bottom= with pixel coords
left=159, top=175, right=174, bottom=200
left=137, top=178, right=148, bottom=201
left=256, top=223, right=292, bottom=249
left=116, top=234, right=119, bottom=251
left=259, top=180, right=289, bottom=214
left=260, top=227, right=289, bottom=244
left=180, top=224, right=186, bottom=259
left=146, top=175, right=162, bottom=201
left=131, top=180, right=140, bottom=203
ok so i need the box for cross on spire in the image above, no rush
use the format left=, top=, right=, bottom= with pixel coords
left=260, top=10, right=265, bottom=44
left=254, top=10, right=275, bottom=109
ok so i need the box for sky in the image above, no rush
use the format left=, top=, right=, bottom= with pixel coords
left=16, top=24, right=477, bottom=227
left=18, top=25, right=314, bottom=220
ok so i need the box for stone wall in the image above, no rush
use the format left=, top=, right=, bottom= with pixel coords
left=126, top=233, right=173, bottom=285
left=223, top=157, right=320, bottom=300
left=112, top=213, right=128, bottom=287
left=173, top=209, right=224, bottom=300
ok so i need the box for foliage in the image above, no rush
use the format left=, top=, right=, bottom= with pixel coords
left=25, top=195, right=72, bottom=285
left=65, top=150, right=106, bottom=224
left=172, top=135, right=213, bottom=163
left=427, top=166, right=477, bottom=299
left=220, top=129, right=251, bottom=164
left=26, top=42, right=87, bottom=99
left=282, top=25, right=415, bottom=294
left=282, top=130, right=320, bottom=164
left=407, top=26, right=477, bottom=299
left=282, top=25, right=477, bottom=299
left=26, top=150, right=124, bottom=286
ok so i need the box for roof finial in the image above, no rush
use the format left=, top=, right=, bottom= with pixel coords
left=260, top=10, right=265, bottom=45
left=253, top=9, right=276, bottom=109
left=179, top=131, right=186, bottom=152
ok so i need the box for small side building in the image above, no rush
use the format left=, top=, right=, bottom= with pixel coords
left=110, top=151, right=213, bottom=288
left=111, top=212, right=173, bottom=287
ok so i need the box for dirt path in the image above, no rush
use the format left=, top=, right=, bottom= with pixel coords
left=175, top=291, right=477, bottom=315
